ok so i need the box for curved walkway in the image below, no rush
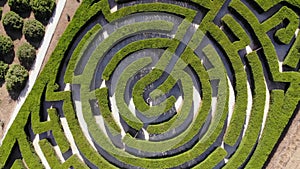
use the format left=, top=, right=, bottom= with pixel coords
left=0, top=0, right=67, bottom=146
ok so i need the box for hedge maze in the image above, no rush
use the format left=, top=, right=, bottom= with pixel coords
left=0, top=0, right=300, bottom=168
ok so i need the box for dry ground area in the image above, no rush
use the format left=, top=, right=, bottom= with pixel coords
left=0, top=1, right=299, bottom=168
left=267, top=110, right=300, bottom=169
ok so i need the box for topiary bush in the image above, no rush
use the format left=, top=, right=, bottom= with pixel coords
left=2, top=11, right=24, bottom=31
left=17, top=42, right=36, bottom=69
left=0, top=61, right=8, bottom=81
left=23, top=19, right=45, bottom=44
left=8, top=0, right=31, bottom=14
left=30, top=0, right=56, bottom=22
left=0, top=35, right=14, bottom=63
left=5, top=64, right=28, bottom=92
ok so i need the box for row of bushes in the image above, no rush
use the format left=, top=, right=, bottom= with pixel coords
left=2, top=11, right=45, bottom=44
left=8, top=0, right=56, bottom=23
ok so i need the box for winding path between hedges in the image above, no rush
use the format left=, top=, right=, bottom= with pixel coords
left=0, top=0, right=67, bottom=146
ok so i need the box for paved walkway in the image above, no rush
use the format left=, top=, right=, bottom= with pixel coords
left=0, top=0, right=67, bottom=146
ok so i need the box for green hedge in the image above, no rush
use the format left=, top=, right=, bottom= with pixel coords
left=261, top=6, right=298, bottom=44
left=284, top=34, right=300, bottom=69
left=193, top=147, right=227, bottom=169
left=207, top=20, right=248, bottom=146
left=95, top=87, right=121, bottom=133
left=245, top=90, right=285, bottom=168
left=1, top=0, right=115, bottom=168
left=115, top=57, right=152, bottom=130
left=224, top=52, right=266, bottom=168
left=65, top=24, right=102, bottom=83
left=1, top=0, right=298, bottom=168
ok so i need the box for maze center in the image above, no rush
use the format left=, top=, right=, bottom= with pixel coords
left=0, top=0, right=300, bottom=168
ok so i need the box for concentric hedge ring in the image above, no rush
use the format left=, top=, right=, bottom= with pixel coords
left=71, top=12, right=228, bottom=167
left=0, top=0, right=299, bottom=169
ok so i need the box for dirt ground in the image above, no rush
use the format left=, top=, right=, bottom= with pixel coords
left=0, top=1, right=299, bottom=168
left=267, top=110, right=300, bottom=169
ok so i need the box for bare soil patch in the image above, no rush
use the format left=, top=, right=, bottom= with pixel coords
left=267, top=110, right=300, bottom=169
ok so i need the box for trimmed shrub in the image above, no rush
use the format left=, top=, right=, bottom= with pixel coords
left=23, top=19, right=45, bottom=43
left=0, top=61, right=8, bottom=81
left=5, top=64, right=29, bottom=92
left=2, top=11, right=24, bottom=31
left=8, top=0, right=31, bottom=14
left=0, top=35, right=14, bottom=63
left=17, top=42, right=36, bottom=69
left=30, top=0, right=56, bottom=22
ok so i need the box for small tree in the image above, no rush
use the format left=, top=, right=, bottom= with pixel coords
left=5, top=64, right=28, bottom=92
left=30, top=0, right=55, bottom=22
left=0, top=61, right=8, bottom=81
left=2, top=11, right=24, bottom=31
left=23, top=19, right=45, bottom=43
left=0, top=35, right=14, bottom=63
left=8, top=0, right=31, bottom=14
left=17, top=42, right=36, bottom=69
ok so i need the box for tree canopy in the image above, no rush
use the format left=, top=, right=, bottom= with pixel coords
left=0, top=61, right=8, bottom=81
left=2, top=11, right=24, bottom=31
left=30, top=0, right=56, bottom=22
left=0, top=35, right=14, bottom=63
left=8, top=0, right=31, bottom=13
left=5, top=64, right=29, bottom=92
left=17, top=42, right=36, bottom=69
left=23, top=19, right=45, bottom=43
